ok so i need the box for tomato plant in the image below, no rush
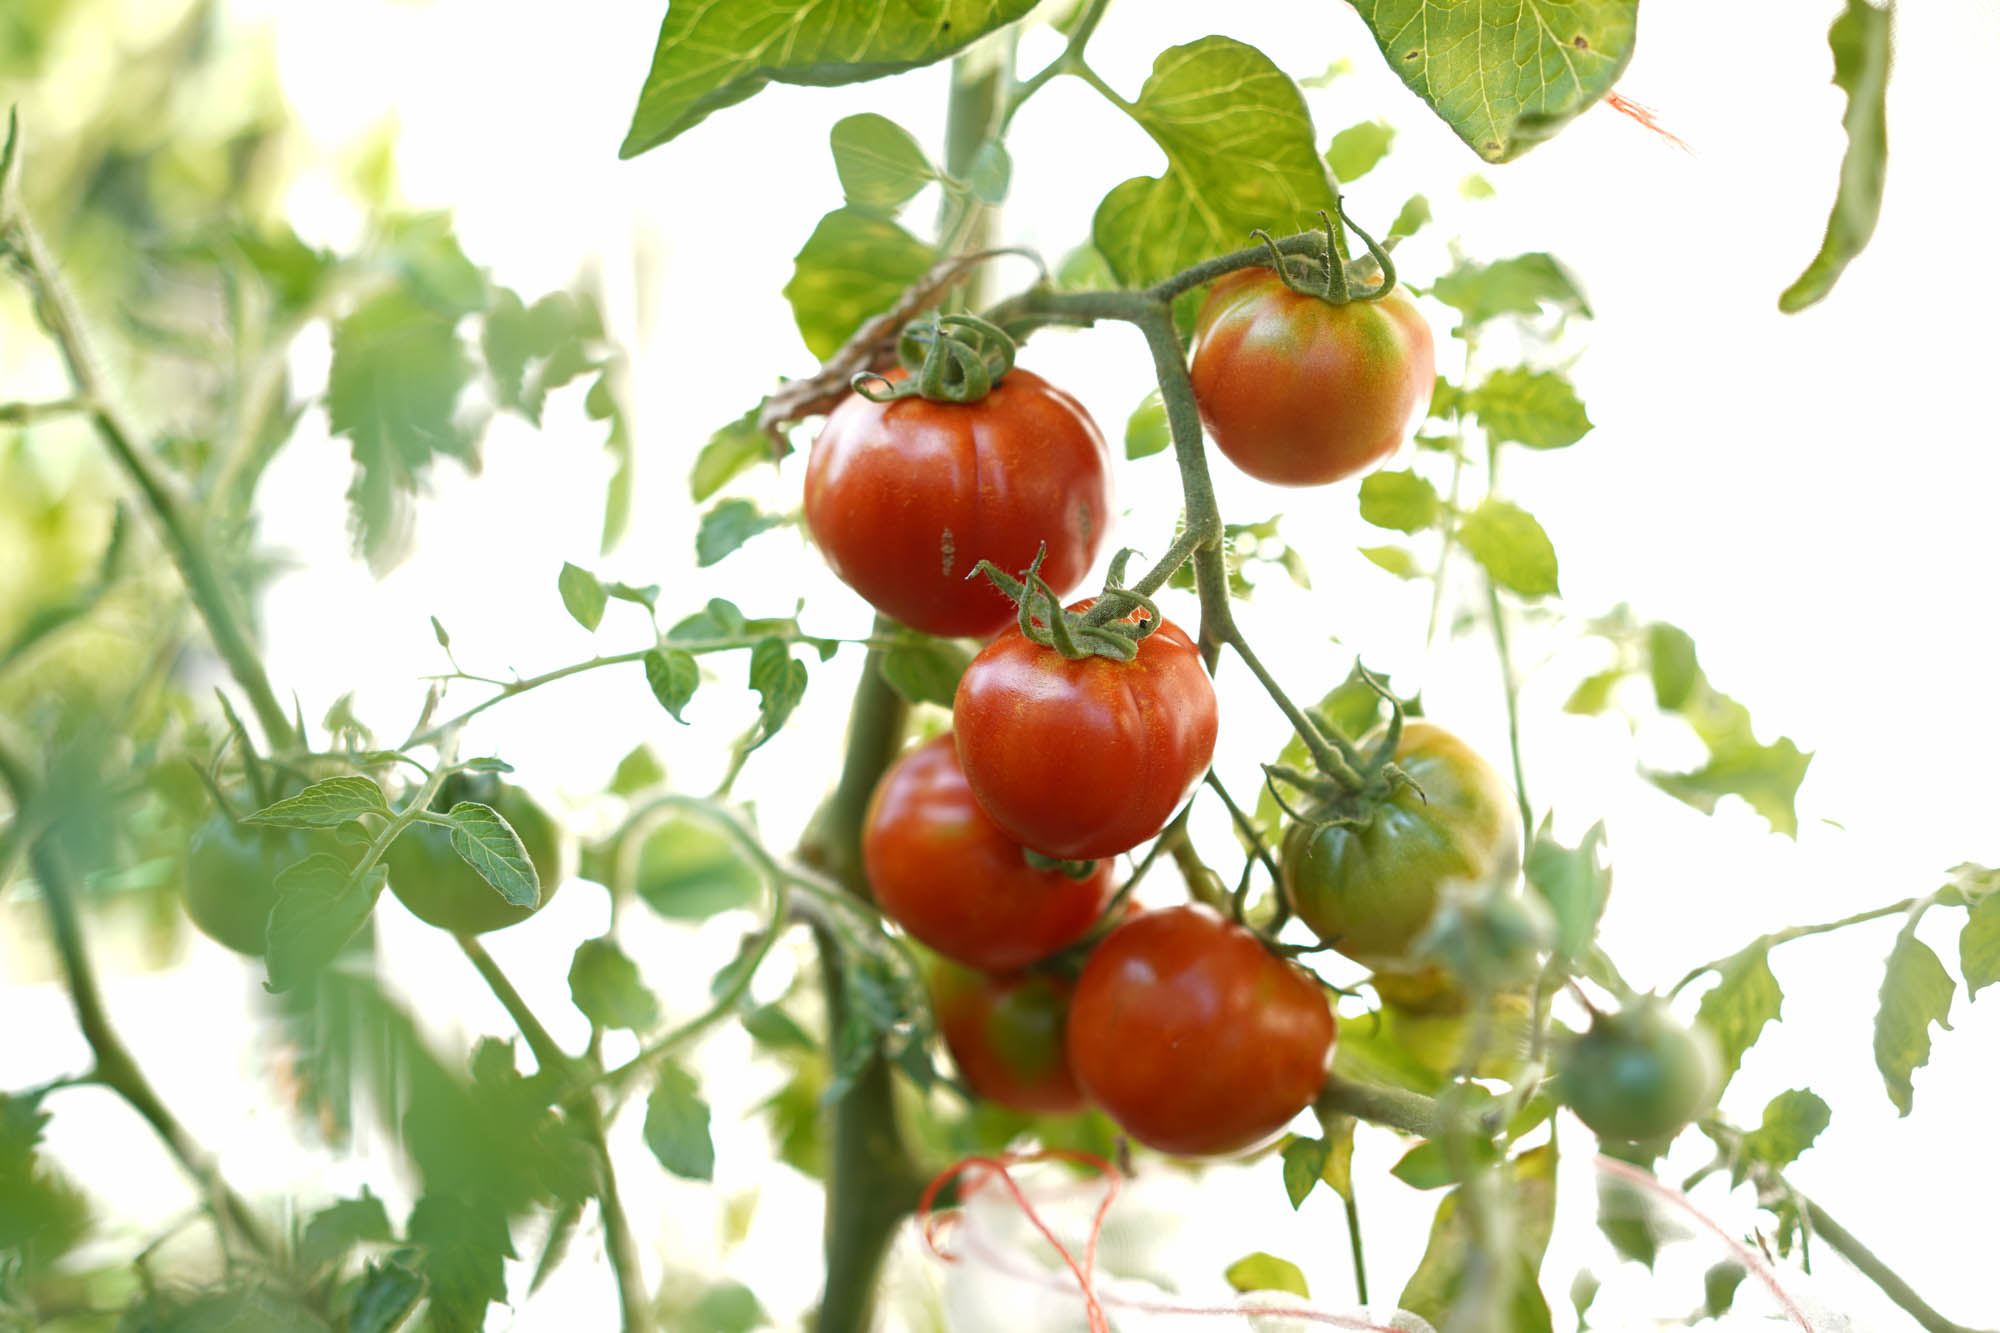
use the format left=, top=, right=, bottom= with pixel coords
left=1555, top=998, right=1723, bottom=1145
left=952, top=604, right=1218, bottom=860
left=182, top=815, right=312, bottom=957
left=928, top=955, right=1087, bottom=1116
left=385, top=774, right=563, bottom=935
left=1189, top=267, right=1435, bottom=487
left=802, top=367, right=1113, bottom=638
left=1066, top=905, right=1335, bottom=1156
left=1280, top=720, right=1520, bottom=971
left=863, top=732, right=1115, bottom=972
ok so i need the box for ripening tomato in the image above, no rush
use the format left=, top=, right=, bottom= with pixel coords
left=386, top=774, right=563, bottom=935
left=952, top=604, right=1217, bottom=861
left=1066, top=905, right=1334, bottom=1156
left=1189, top=268, right=1434, bottom=487
left=864, top=733, right=1114, bottom=971
left=803, top=368, right=1114, bottom=638
left=930, top=956, right=1087, bottom=1115
left=183, top=815, right=314, bottom=956
left=1555, top=998, right=1721, bottom=1144
left=1280, top=721, right=1519, bottom=971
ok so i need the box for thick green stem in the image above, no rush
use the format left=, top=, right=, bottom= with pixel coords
left=1316, top=1073, right=1445, bottom=1139
left=1801, top=1195, right=1994, bottom=1333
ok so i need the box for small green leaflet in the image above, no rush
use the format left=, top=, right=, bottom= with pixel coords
left=1780, top=0, right=1893, bottom=312
left=784, top=208, right=937, bottom=359
left=1703, top=1263, right=1747, bottom=1320
left=443, top=801, right=540, bottom=908
left=692, top=408, right=768, bottom=502
left=1399, top=1144, right=1558, bottom=1329
left=1350, top=0, right=1637, bottom=162
left=748, top=637, right=808, bottom=743
left=1279, top=1135, right=1329, bottom=1209
left=1960, top=875, right=2000, bottom=999
left=645, top=1061, right=716, bottom=1180
left=1358, top=469, right=1440, bottom=533
left=696, top=498, right=785, bottom=567
left=569, top=938, right=662, bottom=1032
left=1525, top=818, right=1611, bottom=964
left=247, top=776, right=389, bottom=828
left=644, top=648, right=700, bottom=723
left=967, top=139, right=1011, bottom=205
left=1124, top=390, right=1170, bottom=460
left=878, top=633, right=972, bottom=708
left=408, top=1194, right=512, bottom=1332
left=1389, top=193, right=1432, bottom=241
left=1358, top=544, right=1422, bottom=579
left=1695, top=948, right=1783, bottom=1085
left=1093, top=37, right=1338, bottom=287
left=1734, top=1088, right=1831, bottom=1184
left=830, top=113, right=934, bottom=211
left=1224, top=1251, right=1309, bottom=1299
left=300, top=1191, right=393, bottom=1272
left=620, top=0, right=1039, bottom=156
left=1874, top=929, right=1954, bottom=1116
left=266, top=854, right=386, bottom=993
left=1466, top=368, right=1593, bottom=449
left=632, top=818, right=761, bottom=921
left=1325, top=120, right=1395, bottom=182
left=347, top=1259, right=426, bottom=1333
left=558, top=561, right=608, bottom=631
left=1431, top=252, right=1593, bottom=327
left=1460, top=498, right=1560, bottom=597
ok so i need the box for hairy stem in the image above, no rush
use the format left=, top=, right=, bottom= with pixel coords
left=1801, top=1194, right=1995, bottom=1333
left=1665, top=897, right=1925, bottom=998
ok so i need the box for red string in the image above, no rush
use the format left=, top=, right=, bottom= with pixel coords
left=918, top=1148, right=1120, bottom=1333
left=1605, top=90, right=1695, bottom=154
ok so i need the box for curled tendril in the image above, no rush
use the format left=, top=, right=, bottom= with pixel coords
left=971, top=546, right=1161, bottom=663
left=860, top=311, right=1020, bottom=405
left=1331, top=201, right=1398, bottom=300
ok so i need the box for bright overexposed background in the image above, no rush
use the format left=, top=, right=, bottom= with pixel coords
left=5, top=0, right=1997, bottom=1328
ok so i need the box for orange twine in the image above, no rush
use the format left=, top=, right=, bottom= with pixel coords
left=1605, top=90, right=1695, bottom=154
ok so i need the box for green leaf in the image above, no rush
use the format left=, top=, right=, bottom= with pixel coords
left=1961, top=879, right=2000, bottom=999
left=1466, top=367, right=1593, bottom=449
left=830, top=113, right=934, bottom=210
left=483, top=288, right=598, bottom=425
left=327, top=290, right=477, bottom=576
left=408, top=1195, right=512, bottom=1333
left=748, top=637, right=808, bottom=743
left=1392, top=1137, right=1496, bottom=1190
left=1779, top=0, right=1892, bottom=313
left=1646, top=623, right=1699, bottom=710
left=1358, top=469, right=1440, bottom=532
left=246, top=777, right=389, bottom=828
left=381, top=213, right=490, bottom=317
left=300, top=1190, right=392, bottom=1272
left=693, top=408, right=771, bottom=502
left=1399, top=1144, right=1558, bottom=1327
left=1431, top=252, right=1592, bottom=327
left=668, top=598, right=749, bottom=642
left=1703, top=1262, right=1747, bottom=1319
left=1349, top=0, right=1637, bottom=162
left=1525, top=819, right=1611, bottom=963
left=784, top=208, right=937, bottom=359
left=1874, top=931, right=1954, bottom=1116
left=1279, top=1135, right=1330, bottom=1209
left=1695, top=948, right=1783, bottom=1085
left=609, top=745, right=667, bottom=796
left=967, top=140, right=1012, bottom=205
left=620, top=0, right=1039, bottom=156
left=644, top=649, right=700, bottom=724
left=697, top=498, right=785, bottom=567
left=1124, top=390, right=1170, bottom=460
left=266, top=855, right=386, bottom=993
left=1459, top=498, right=1559, bottom=597
left=0, top=1090, right=91, bottom=1274
left=1092, top=37, right=1339, bottom=287
left=1224, top=1251, right=1309, bottom=1299
left=1737, top=1088, right=1831, bottom=1181
left=568, top=938, right=662, bottom=1032
left=1389, top=193, right=1432, bottom=241
left=1564, top=670, right=1621, bottom=716
left=441, top=801, right=540, bottom=908
left=879, top=634, right=973, bottom=708
left=1358, top=544, right=1423, bottom=579
left=1325, top=119, right=1396, bottom=182
left=743, top=1003, right=817, bottom=1052
left=347, top=1259, right=426, bottom=1333
left=1648, top=736, right=1812, bottom=839
left=1319, top=1115, right=1357, bottom=1202
left=644, top=1062, right=716, bottom=1180
left=607, top=581, right=660, bottom=611
left=633, top=818, right=761, bottom=921
left=688, top=1281, right=769, bottom=1333
left=557, top=561, right=607, bottom=631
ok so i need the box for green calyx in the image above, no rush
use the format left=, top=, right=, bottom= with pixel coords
left=973, top=546, right=1163, bottom=662
left=851, top=311, right=1018, bottom=404
left=1254, top=201, right=1398, bottom=305
left=1263, top=668, right=1418, bottom=828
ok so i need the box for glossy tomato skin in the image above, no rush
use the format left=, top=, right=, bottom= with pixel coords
left=952, top=604, right=1218, bottom=861
left=930, top=956, right=1088, bottom=1115
left=1067, top=905, right=1334, bottom=1156
left=183, top=815, right=313, bottom=956
left=386, top=774, right=563, bottom=935
left=1281, top=721, right=1520, bottom=971
left=1555, top=999, right=1721, bottom=1144
left=1189, top=268, right=1434, bottom=487
left=863, top=733, right=1115, bottom=972
left=803, top=367, right=1113, bottom=638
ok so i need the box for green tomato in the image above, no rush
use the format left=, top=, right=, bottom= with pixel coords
left=1280, top=721, right=1520, bottom=969
left=385, top=774, right=563, bottom=935
left=183, top=814, right=312, bottom=956
left=1555, top=998, right=1721, bottom=1144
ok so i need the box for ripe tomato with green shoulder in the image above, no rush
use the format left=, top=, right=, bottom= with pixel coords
left=1065, top=905, right=1334, bottom=1156
left=929, top=955, right=1087, bottom=1116
left=386, top=773, right=563, bottom=935
left=183, top=815, right=314, bottom=956
left=1280, top=721, right=1519, bottom=971
left=1189, top=266, right=1434, bottom=487
left=863, top=732, right=1115, bottom=972
left=803, top=366, right=1113, bottom=638
left=1555, top=998, right=1721, bottom=1144
left=952, top=603, right=1217, bottom=861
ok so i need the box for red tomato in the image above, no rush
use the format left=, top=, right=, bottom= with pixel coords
left=930, top=957, right=1087, bottom=1115
left=863, top=733, right=1115, bottom=972
left=952, top=604, right=1217, bottom=860
left=803, top=367, right=1114, bottom=638
left=1189, top=268, right=1435, bottom=487
left=1066, top=906, right=1335, bottom=1155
